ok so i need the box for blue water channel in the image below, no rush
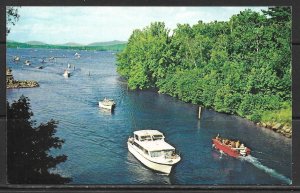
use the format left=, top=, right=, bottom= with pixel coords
left=6, top=48, right=292, bottom=185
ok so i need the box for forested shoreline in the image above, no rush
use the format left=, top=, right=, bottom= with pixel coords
left=7, top=41, right=126, bottom=51
left=116, top=7, right=292, bottom=134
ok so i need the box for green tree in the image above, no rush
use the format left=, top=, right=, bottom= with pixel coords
left=6, top=6, right=20, bottom=35
left=116, top=7, right=291, bottom=125
left=7, top=96, right=71, bottom=184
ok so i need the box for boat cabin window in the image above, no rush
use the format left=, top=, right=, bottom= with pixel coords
left=152, top=134, right=163, bottom=141
left=150, top=151, right=162, bottom=157
left=134, top=134, right=138, bottom=140
left=150, top=150, right=175, bottom=158
left=164, top=150, right=175, bottom=157
left=140, top=135, right=152, bottom=141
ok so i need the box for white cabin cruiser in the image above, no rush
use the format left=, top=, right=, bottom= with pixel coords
left=99, top=98, right=115, bottom=110
left=127, top=130, right=181, bottom=174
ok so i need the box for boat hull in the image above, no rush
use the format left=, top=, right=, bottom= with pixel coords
left=63, top=72, right=70, bottom=77
left=212, top=139, right=250, bottom=158
left=99, top=102, right=114, bottom=110
left=127, top=142, right=173, bottom=174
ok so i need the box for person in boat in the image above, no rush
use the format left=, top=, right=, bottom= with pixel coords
left=215, top=134, right=220, bottom=141
left=224, top=139, right=229, bottom=145
left=235, top=140, right=240, bottom=148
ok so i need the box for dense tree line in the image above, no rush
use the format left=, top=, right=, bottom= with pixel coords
left=7, top=96, right=71, bottom=184
left=117, top=7, right=291, bottom=124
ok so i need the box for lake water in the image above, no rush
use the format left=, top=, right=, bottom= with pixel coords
left=6, top=48, right=292, bottom=185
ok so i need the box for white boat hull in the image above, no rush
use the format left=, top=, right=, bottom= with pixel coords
left=63, top=72, right=70, bottom=77
left=127, top=142, right=172, bottom=174
left=99, top=102, right=114, bottom=110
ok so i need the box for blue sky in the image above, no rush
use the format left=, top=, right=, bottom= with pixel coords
left=7, top=6, right=268, bottom=45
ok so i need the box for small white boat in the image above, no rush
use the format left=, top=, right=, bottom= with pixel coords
left=63, top=70, right=70, bottom=77
left=127, top=130, right=181, bottom=174
left=74, top=52, right=81, bottom=58
left=24, top=60, right=31, bottom=66
left=98, top=98, right=115, bottom=110
left=13, top=56, right=20, bottom=61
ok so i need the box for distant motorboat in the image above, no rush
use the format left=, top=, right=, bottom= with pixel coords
left=13, top=56, right=20, bottom=62
left=49, top=57, right=55, bottom=60
left=24, top=60, right=31, bottom=66
left=74, top=52, right=81, bottom=58
left=99, top=98, right=115, bottom=110
left=63, top=70, right=70, bottom=77
left=36, top=66, right=44, bottom=69
left=212, top=134, right=251, bottom=158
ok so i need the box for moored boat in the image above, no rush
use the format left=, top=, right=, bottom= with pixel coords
left=212, top=134, right=251, bottom=158
left=127, top=130, right=181, bottom=174
left=98, top=98, right=115, bottom=110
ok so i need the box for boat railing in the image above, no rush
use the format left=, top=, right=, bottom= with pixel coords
left=128, top=137, right=134, bottom=144
left=166, top=154, right=180, bottom=159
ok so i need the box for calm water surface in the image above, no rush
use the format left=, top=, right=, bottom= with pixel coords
left=7, top=48, right=292, bottom=185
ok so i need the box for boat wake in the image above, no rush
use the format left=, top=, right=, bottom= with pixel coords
left=239, top=155, right=292, bottom=184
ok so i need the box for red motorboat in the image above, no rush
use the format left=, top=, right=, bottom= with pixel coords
left=212, top=134, right=251, bottom=158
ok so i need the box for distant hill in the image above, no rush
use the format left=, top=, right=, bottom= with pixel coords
left=59, top=42, right=83, bottom=46
left=88, top=40, right=127, bottom=47
left=7, top=40, right=127, bottom=51
left=25, top=41, right=47, bottom=45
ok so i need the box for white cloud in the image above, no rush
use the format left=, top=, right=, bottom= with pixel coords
left=7, top=6, right=268, bottom=44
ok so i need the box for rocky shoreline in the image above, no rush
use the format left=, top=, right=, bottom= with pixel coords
left=257, top=122, right=292, bottom=138
left=7, top=80, right=39, bottom=89
left=6, top=68, right=39, bottom=89
left=159, top=89, right=292, bottom=139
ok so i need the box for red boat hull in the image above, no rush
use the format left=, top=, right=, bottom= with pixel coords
left=212, top=139, right=251, bottom=158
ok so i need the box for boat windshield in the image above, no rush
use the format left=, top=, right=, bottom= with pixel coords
left=140, top=135, right=152, bottom=141
left=150, top=150, right=175, bottom=158
left=152, top=135, right=163, bottom=141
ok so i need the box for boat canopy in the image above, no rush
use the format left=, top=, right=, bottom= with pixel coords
left=133, top=130, right=175, bottom=151
left=141, top=140, right=175, bottom=151
left=134, top=130, right=164, bottom=137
